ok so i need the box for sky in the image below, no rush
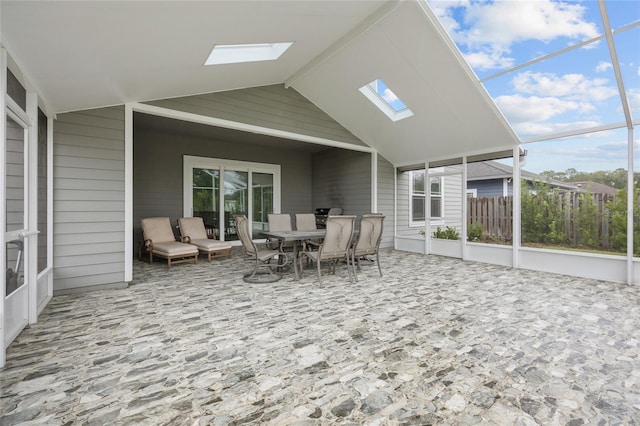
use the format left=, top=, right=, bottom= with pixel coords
left=427, top=0, right=640, bottom=174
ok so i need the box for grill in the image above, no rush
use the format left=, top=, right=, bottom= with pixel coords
left=314, top=207, right=343, bottom=228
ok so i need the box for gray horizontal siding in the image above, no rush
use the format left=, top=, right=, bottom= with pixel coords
left=312, top=149, right=371, bottom=216
left=377, top=155, right=394, bottom=248
left=146, top=84, right=365, bottom=146
left=134, top=125, right=314, bottom=248
left=396, top=170, right=413, bottom=237
left=53, top=106, right=125, bottom=292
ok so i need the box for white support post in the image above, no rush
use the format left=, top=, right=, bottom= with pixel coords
left=124, top=104, right=133, bottom=282
left=512, top=147, right=522, bottom=268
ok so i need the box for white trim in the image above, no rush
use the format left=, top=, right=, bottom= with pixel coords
left=129, top=102, right=374, bottom=154
left=26, top=92, right=38, bottom=324
left=466, top=188, right=477, bottom=198
left=359, top=81, right=414, bottom=122
left=183, top=155, right=281, bottom=242
left=462, top=157, right=468, bottom=260
left=371, top=151, right=378, bottom=213
left=124, top=105, right=133, bottom=282
left=0, top=48, right=6, bottom=368
left=512, top=146, right=522, bottom=268
left=521, top=121, right=632, bottom=144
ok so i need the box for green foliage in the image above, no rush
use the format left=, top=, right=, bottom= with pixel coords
left=575, top=189, right=599, bottom=248
left=539, top=167, right=633, bottom=189
left=467, top=222, right=484, bottom=242
left=520, top=179, right=566, bottom=244
left=433, top=226, right=460, bottom=240
left=606, top=187, right=640, bottom=255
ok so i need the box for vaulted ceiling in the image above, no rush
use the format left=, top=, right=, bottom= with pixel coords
left=1, top=0, right=519, bottom=166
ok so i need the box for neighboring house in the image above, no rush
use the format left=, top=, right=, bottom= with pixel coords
left=466, top=160, right=579, bottom=197
left=568, top=181, right=618, bottom=195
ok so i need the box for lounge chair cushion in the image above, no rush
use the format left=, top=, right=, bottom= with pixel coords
left=189, top=239, right=232, bottom=252
left=151, top=241, right=200, bottom=257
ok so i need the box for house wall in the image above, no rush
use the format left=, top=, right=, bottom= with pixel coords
left=440, top=172, right=463, bottom=232
left=134, top=126, right=313, bottom=247
left=376, top=154, right=395, bottom=248
left=396, top=170, right=413, bottom=238
left=467, top=179, right=505, bottom=197
left=311, top=148, right=371, bottom=216
left=145, top=84, right=366, bottom=147
left=53, top=106, right=126, bottom=293
left=52, top=85, right=373, bottom=292
left=395, top=169, right=464, bottom=238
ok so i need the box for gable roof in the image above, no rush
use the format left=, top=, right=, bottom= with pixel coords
left=1, top=0, right=519, bottom=167
left=568, top=181, right=618, bottom=195
left=467, top=160, right=578, bottom=191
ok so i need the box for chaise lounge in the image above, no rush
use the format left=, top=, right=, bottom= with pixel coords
left=140, top=217, right=199, bottom=269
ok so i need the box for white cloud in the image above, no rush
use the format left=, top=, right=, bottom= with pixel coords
left=494, top=94, right=582, bottom=122
left=382, top=88, right=399, bottom=104
left=431, top=0, right=599, bottom=71
left=628, top=88, right=640, bottom=114
left=595, top=61, right=612, bottom=73
left=513, top=120, right=601, bottom=139
left=511, top=71, right=618, bottom=102
left=464, top=50, right=514, bottom=70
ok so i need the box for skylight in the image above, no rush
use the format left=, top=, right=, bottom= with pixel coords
left=205, top=42, right=293, bottom=66
left=359, top=79, right=414, bottom=122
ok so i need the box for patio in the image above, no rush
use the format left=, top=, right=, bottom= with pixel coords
left=1, top=249, right=639, bottom=425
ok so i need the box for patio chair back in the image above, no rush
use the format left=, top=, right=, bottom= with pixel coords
left=235, top=215, right=257, bottom=257
left=177, top=217, right=209, bottom=240
left=354, top=214, right=385, bottom=256
left=352, top=214, right=385, bottom=279
left=321, top=215, right=356, bottom=258
left=295, top=213, right=317, bottom=231
left=268, top=214, right=292, bottom=231
left=141, top=217, right=177, bottom=243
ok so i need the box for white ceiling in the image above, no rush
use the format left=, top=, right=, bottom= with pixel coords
left=1, top=0, right=519, bottom=166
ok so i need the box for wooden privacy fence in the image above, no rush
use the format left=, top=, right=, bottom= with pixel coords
left=467, top=193, right=616, bottom=246
left=467, top=196, right=513, bottom=241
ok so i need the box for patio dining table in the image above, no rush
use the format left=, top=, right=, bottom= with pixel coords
left=260, top=229, right=326, bottom=280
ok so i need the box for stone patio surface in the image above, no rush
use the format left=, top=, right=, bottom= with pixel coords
left=1, top=248, right=639, bottom=425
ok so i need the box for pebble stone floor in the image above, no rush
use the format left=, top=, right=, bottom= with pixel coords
left=2, top=248, right=640, bottom=425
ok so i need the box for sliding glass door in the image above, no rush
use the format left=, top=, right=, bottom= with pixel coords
left=184, top=156, right=280, bottom=241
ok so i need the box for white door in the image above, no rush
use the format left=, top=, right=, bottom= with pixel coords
left=4, top=112, right=30, bottom=348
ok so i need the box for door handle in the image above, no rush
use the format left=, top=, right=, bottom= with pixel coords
left=18, top=230, right=40, bottom=238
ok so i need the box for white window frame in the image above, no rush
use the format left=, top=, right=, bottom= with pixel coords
left=409, top=170, right=443, bottom=227
left=183, top=155, right=281, bottom=241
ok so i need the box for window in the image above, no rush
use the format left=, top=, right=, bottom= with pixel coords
left=410, top=170, right=425, bottom=223
left=205, top=42, right=293, bottom=65
left=359, top=79, right=414, bottom=122
left=184, top=156, right=280, bottom=241
left=410, top=170, right=442, bottom=225
left=430, top=176, right=442, bottom=218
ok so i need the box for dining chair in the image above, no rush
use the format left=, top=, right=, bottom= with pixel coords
left=295, top=213, right=317, bottom=231
left=267, top=213, right=295, bottom=252
left=234, top=214, right=289, bottom=282
left=351, top=214, right=385, bottom=280
left=177, top=217, right=233, bottom=262
left=299, top=215, right=356, bottom=284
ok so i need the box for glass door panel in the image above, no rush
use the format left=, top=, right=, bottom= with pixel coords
left=192, top=168, right=220, bottom=236
left=252, top=172, right=274, bottom=235
left=223, top=170, right=248, bottom=241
